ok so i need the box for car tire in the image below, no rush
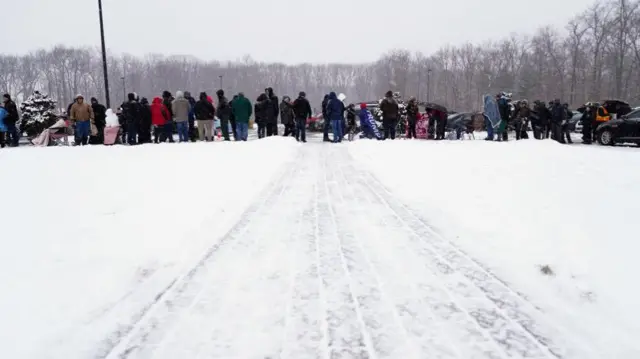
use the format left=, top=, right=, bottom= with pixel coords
left=597, top=129, right=615, bottom=146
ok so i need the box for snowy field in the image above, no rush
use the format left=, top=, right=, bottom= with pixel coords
left=1, top=135, right=639, bottom=358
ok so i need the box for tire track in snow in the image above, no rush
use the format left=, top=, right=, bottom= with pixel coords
left=353, top=161, right=592, bottom=358
left=102, top=157, right=300, bottom=359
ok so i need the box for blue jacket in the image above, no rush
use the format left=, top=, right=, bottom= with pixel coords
left=0, top=107, right=7, bottom=132
left=326, top=92, right=345, bottom=122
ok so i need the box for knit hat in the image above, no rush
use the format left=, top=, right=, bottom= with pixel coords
left=360, top=103, right=367, bottom=110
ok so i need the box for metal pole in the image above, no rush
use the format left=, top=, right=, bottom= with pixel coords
left=426, top=69, right=432, bottom=103
left=98, top=0, right=110, bottom=108
left=121, top=77, right=125, bottom=102
left=219, top=75, right=223, bottom=90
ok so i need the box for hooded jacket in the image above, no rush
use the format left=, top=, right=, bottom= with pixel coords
left=321, top=95, right=329, bottom=118
left=326, top=92, right=345, bottom=122
left=279, top=97, right=295, bottom=125
left=91, top=99, right=107, bottom=128
left=151, top=97, right=170, bottom=126
left=406, top=100, right=419, bottom=121
left=172, top=91, right=191, bottom=122
left=216, top=91, right=231, bottom=121
left=266, top=88, right=279, bottom=124
left=231, top=93, right=252, bottom=124
left=194, top=92, right=215, bottom=120
left=2, top=96, right=18, bottom=125
left=379, top=95, right=399, bottom=120
left=254, top=94, right=269, bottom=123
left=70, top=100, right=94, bottom=122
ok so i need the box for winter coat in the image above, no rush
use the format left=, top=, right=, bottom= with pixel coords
left=326, top=92, right=345, bottom=122
left=194, top=98, right=215, bottom=120
left=216, top=96, right=231, bottom=121
left=0, top=107, right=7, bottom=132
left=581, top=108, right=596, bottom=125
left=406, top=101, right=419, bottom=121
left=497, top=98, right=510, bottom=122
left=534, top=104, right=551, bottom=126
left=70, top=102, right=94, bottom=122
left=279, top=100, right=295, bottom=125
left=255, top=94, right=269, bottom=124
left=151, top=97, right=170, bottom=126
left=163, top=97, right=174, bottom=118
left=121, top=100, right=141, bottom=125
left=172, top=95, right=191, bottom=123
left=187, top=96, right=197, bottom=122
left=379, top=96, right=399, bottom=120
left=292, top=96, right=312, bottom=119
left=140, top=101, right=152, bottom=127
left=265, top=94, right=279, bottom=125
left=514, top=106, right=530, bottom=120
left=92, top=103, right=107, bottom=128
left=551, top=103, right=566, bottom=124
left=321, top=95, right=329, bottom=118
left=346, top=107, right=356, bottom=128
left=3, top=99, right=18, bottom=125
left=231, top=94, right=252, bottom=124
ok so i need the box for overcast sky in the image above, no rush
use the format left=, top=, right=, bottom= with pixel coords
left=2, top=0, right=594, bottom=64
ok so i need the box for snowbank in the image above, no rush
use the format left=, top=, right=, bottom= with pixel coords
left=0, top=138, right=299, bottom=359
left=349, top=139, right=640, bottom=357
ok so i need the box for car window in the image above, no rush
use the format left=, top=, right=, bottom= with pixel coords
left=626, top=109, right=640, bottom=119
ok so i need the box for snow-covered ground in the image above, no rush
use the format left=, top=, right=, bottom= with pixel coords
left=0, top=138, right=298, bottom=358
left=350, top=138, right=640, bottom=358
left=1, top=135, right=638, bottom=358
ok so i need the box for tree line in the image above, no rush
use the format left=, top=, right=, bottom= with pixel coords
left=1, top=0, right=639, bottom=112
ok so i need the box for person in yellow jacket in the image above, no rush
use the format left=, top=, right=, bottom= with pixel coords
left=70, top=94, right=95, bottom=146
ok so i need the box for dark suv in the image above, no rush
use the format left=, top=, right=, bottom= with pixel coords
left=596, top=108, right=640, bottom=146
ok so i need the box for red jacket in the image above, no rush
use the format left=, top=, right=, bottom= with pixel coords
left=151, top=97, right=170, bottom=126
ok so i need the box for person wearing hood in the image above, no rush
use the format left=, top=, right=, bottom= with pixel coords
left=550, top=99, right=566, bottom=143
left=326, top=92, right=345, bottom=143
left=292, top=91, right=312, bottom=143
left=264, top=87, right=279, bottom=137
left=183, top=91, right=197, bottom=142
left=321, top=94, right=331, bottom=141
left=532, top=100, right=551, bottom=139
left=216, top=89, right=232, bottom=141
left=231, top=92, right=252, bottom=141
left=379, top=90, right=399, bottom=140
left=280, top=96, right=295, bottom=137
left=2, top=94, right=19, bottom=147
left=512, top=100, right=531, bottom=140
left=194, top=92, right=215, bottom=141
left=405, top=97, right=419, bottom=139
left=172, top=91, right=191, bottom=142
left=151, top=97, right=172, bottom=143
left=580, top=103, right=596, bottom=144
left=561, top=103, right=573, bottom=144
left=229, top=95, right=239, bottom=140
left=255, top=93, right=269, bottom=139
left=136, top=97, right=152, bottom=144
left=0, top=103, right=7, bottom=148
left=70, top=94, right=95, bottom=146
left=89, top=97, right=106, bottom=144
left=120, top=93, right=142, bottom=145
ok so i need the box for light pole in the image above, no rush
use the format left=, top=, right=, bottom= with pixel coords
left=426, top=68, right=432, bottom=103
left=98, top=0, right=110, bottom=108
left=218, top=75, right=223, bottom=90
left=121, top=77, right=125, bottom=102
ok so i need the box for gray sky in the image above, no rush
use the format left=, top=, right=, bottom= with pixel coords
left=2, top=0, right=594, bottom=64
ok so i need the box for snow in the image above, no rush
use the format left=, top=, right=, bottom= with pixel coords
left=349, top=138, right=640, bottom=358
left=0, top=138, right=299, bottom=359
left=1, top=135, right=639, bottom=358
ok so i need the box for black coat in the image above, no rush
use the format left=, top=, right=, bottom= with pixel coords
left=3, top=99, right=19, bottom=125
left=163, top=98, right=173, bottom=118
left=217, top=96, right=232, bottom=121
left=321, top=96, right=329, bottom=118
left=140, top=103, right=151, bottom=127
left=255, top=94, right=269, bottom=123
left=194, top=100, right=215, bottom=120
left=406, top=102, right=419, bottom=121
left=380, top=97, right=399, bottom=120
left=265, top=95, right=279, bottom=124
left=122, top=100, right=141, bottom=124
left=292, top=96, right=312, bottom=119
left=92, top=103, right=107, bottom=128
left=551, top=104, right=566, bottom=124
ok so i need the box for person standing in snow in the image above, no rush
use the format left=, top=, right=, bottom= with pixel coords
left=231, top=92, right=252, bottom=141
left=550, top=99, right=566, bottom=143
left=89, top=97, right=106, bottom=144
left=255, top=93, right=269, bottom=139
left=561, top=103, right=573, bottom=144
left=138, top=97, right=152, bottom=144
left=580, top=103, right=596, bottom=144
left=405, top=97, right=419, bottom=139
left=70, top=94, right=94, bottom=146
left=229, top=94, right=238, bottom=140
left=292, top=91, right=312, bottom=143
left=326, top=92, right=345, bottom=143
left=264, top=87, right=279, bottom=137
left=216, top=89, right=232, bottom=141
left=194, top=92, right=215, bottom=141
left=2, top=94, right=19, bottom=147
left=321, top=94, right=330, bottom=141
left=379, top=91, right=399, bottom=140
left=172, top=91, right=191, bottom=143
left=150, top=97, right=172, bottom=143
left=184, top=91, right=197, bottom=142
left=532, top=100, right=550, bottom=139
left=346, top=103, right=357, bottom=141
left=497, top=94, right=511, bottom=141
left=280, top=96, right=295, bottom=137
left=120, top=93, right=142, bottom=145
left=512, top=100, right=531, bottom=140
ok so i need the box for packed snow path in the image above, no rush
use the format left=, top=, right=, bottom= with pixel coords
left=103, top=139, right=587, bottom=359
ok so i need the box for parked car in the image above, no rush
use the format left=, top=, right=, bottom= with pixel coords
left=595, top=108, right=640, bottom=145
left=567, top=111, right=583, bottom=133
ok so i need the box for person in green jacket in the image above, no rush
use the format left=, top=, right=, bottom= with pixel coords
left=231, top=92, right=252, bottom=141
